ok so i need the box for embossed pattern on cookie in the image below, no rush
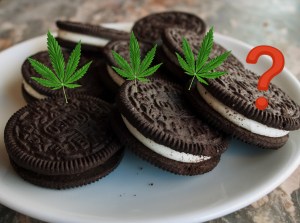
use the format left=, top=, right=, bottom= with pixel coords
left=117, top=78, right=228, bottom=156
left=132, top=11, right=206, bottom=44
left=4, top=95, right=123, bottom=189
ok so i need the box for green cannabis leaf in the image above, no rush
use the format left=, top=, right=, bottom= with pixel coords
left=176, top=27, right=231, bottom=90
left=28, top=31, right=92, bottom=103
left=111, top=31, right=162, bottom=92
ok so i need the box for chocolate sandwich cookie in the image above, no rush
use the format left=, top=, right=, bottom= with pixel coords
left=56, top=20, right=130, bottom=53
left=111, top=78, right=228, bottom=175
left=187, top=64, right=300, bottom=149
left=132, top=11, right=206, bottom=45
left=160, top=27, right=244, bottom=82
left=21, top=50, right=112, bottom=103
left=102, top=40, right=163, bottom=95
left=4, top=95, right=123, bottom=189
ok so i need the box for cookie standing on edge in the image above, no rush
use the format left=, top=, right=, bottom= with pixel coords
left=56, top=21, right=130, bottom=53
left=111, top=78, right=228, bottom=175
left=132, top=11, right=206, bottom=44
left=21, top=50, right=111, bottom=103
left=4, top=95, right=123, bottom=189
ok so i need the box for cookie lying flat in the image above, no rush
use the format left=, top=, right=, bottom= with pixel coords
left=186, top=63, right=300, bottom=149
left=160, top=27, right=244, bottom=82
left=4, top=95, right=123, bottom=189
left=132, top=11, right=206, bottom=44
left=21, top=50, right=111, bottom=103
left=111, top=78, right=228, bottom=175
left=56, top=20, right=130, bottom=53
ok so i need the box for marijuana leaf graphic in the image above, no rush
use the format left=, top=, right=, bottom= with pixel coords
left=176, top=27, right=231, bottom=90
left=111, top=31, right=162, bottom=92
left=28, top=31, right=92, bottom=103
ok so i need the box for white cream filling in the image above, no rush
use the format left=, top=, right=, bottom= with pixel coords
left=196, top=83, right=289, bottom=137
left=23, top=79, right=47, bottom=99
left=121, top=115, right=211, bottom=163
left=106, top=65, right=125, bottom=86
left=162, top=45, right=180, bottom=66
left=58, top=30, right=109, bottom=47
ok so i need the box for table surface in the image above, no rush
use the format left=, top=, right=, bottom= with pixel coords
left=0, top=0, right=299, bottom=222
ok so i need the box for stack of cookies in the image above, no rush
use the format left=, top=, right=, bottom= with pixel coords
left=4, top=11, right=300, bottom=189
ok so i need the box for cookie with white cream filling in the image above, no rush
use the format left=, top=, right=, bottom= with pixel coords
left=185, top=68, right=300, bottom=149
left=56, top=20, right=130, bottom=53
left=112, top=78, right=228, bottom=175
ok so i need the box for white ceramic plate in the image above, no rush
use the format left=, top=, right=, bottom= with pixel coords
left=0, top=23, right=299, bottom=223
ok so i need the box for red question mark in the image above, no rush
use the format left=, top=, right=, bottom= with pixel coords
left=246, top=45, right=285, bottom=110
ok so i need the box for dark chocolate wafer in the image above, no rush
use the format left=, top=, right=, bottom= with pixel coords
left=56, top=20, right=130, bottom=53
left=132, top=11, right=206, bottom=44
left=10, top=150, right=123, bottom=189
left=156, top=46, right=187, bottom=83
left=4, top=95, right=123, bottom=189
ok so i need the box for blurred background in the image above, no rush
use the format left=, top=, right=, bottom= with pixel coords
left=0, top=0, right=299, bottom=78
left=0, top=0, right=299, bottom=222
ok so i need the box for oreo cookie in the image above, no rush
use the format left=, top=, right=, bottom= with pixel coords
left=102, top=40, right=154, bottom=95
left=186, top=62, right=300, bottom=149
left=4, top=95, right=123, bottom=189
left=111, top=78, right=228, bottom=175
left=56, top=20, right=130, bottom=53
left=160, top=27, right=244, bottom=82
left=132, top=11, right=206, bottom=44
left=21, top=50, right=112, bottom=103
